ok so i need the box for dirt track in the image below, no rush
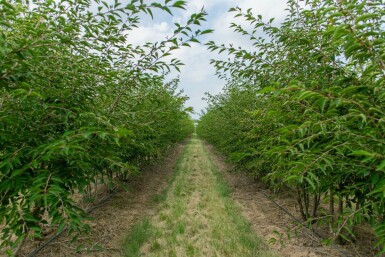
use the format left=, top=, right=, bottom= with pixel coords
left=136, top=136, right=274, bottom=257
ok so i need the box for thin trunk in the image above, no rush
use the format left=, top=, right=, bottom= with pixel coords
left=303, top=185, right=310, bottom=219
left=336, top=196, right=346, bottom=244
left=312, top=193, right=320, bottom=218
left=14, top=232, right=28, bottom=257
left=338, top=196, right=343, bottom=215
left=297, top=186, right=306, bottom=221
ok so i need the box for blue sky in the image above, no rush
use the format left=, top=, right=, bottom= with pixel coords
left=128, top=0, right=288, bottom=118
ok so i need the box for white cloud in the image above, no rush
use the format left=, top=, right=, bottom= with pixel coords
left=165, top=44, right=222, bottom=117
left=210, top=0, right=288, bottom=49
left=128, top=1, right=289, bottom=118
left=127, top=21, right=172, bottom=45
left=176, top=0, right=225, bottom=21
left=237, top=0, right=288, bottom=21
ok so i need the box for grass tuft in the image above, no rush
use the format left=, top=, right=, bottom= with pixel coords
left=121, top=218, right=152, bottom=257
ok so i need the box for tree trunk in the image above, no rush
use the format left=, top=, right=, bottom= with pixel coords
left=312, top=193, right=320, bottom=219
left=297, top=186, right=307, bottom=221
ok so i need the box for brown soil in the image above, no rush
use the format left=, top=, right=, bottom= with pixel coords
left=17, top=141, right=187, bottom=257
left=203, top=142, right=379, bottom=257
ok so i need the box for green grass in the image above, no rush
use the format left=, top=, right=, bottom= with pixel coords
left=121, top=141, right=189, bottom=257
left=121, top=218, right=152, bottom=257
left=203, top=145, right=269, bottom=253
left=151, top=187, right=168, bottom=203
left=121, top=135, right=277, bottom=257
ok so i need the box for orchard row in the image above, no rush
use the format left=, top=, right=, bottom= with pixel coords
left=0, top=0, right=207, bottom=254
left=198, top=0, right=385, bottom=253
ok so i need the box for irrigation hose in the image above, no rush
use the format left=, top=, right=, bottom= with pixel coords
left=27, top=189, right=119, bottom=257
left=259, top=189, right=353, bottom=257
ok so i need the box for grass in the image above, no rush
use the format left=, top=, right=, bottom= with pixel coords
left=121, top=218, right=152, bottom=257
left=121, top=134, right=277, bottom=257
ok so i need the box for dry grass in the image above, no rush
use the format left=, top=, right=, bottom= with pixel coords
left=122, top=136, right=276, bottom=257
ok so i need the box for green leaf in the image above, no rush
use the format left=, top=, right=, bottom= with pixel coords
left=376, top=160, right=385, bottom=171
left=351, top=150, right=376, bottom=157
left=11, top=169, right=25, bottom=178
left=201, top=29, right=214, bottom=35
left=258, top=86, right=276, bottom=94
left=172, top=1, right=186, bottom=9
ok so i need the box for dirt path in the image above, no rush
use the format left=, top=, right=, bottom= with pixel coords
left=123, top=136, right=276, bottom=257
left=18, top=141, right=186, bottom=257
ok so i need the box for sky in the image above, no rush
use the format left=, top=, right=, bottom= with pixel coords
left=128, top=0, right=289, bottom=118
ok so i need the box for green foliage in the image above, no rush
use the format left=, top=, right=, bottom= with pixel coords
left=198, top=0, right=385, bottom=253
left=0, top=0, right=201, bottom=253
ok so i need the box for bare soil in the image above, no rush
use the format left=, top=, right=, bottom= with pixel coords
left=203, top=142, right=379, bottom=257
left=17, top=141, right=187, bottom=257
